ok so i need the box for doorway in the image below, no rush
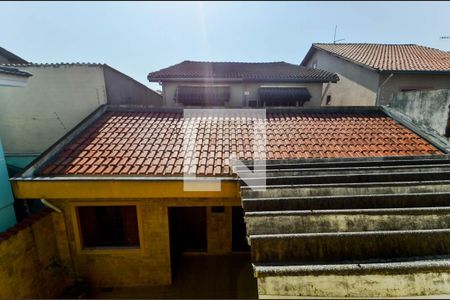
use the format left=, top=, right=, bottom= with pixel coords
left=169, top=207, right=207, bottom=278
left=232, top=206, right=250, bottom=252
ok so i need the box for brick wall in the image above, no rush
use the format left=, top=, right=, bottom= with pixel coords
left=0, top=208, right=70, bottom=298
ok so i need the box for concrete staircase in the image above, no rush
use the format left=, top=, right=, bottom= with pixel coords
left=239, top=155, right=450, bottom=298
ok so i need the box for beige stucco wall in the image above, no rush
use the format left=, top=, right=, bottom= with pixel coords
left=162, top=81, right=324, bottom=108
left=379, top=73, right=450, bottom=105
left=48, top=197, right=240, bottom=287
left=0, top=65, right=107, bottom=155
left=104, top=67, right=162, bottom=106
left=305, top=50, right=379, bottom=106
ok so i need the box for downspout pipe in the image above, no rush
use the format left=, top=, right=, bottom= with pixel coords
left=40, top=198, right=62, bottom=213
left=376, top=73, right=394, bottom=106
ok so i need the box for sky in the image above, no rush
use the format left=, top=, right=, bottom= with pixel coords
left=2, top=1, right=450, bottom=91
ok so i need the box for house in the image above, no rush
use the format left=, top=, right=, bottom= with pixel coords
left=10, top=104, right=450, bottom=297
left=300, top=43, right=450, bottom=106
left=0, top=63, right=162, bottom=173
left=0, top=46, right=28, bottom=64
left=0, top=66, right=32, bottom=231
left=148, top=60, right=339, bottom=107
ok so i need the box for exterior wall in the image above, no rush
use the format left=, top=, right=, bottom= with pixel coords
left=380, top=73, right=450, bottom=105
left=162, top=81, right=324, bottom=108
left=48, top=197, right=240, bottom=287
left=206, top=206, right=232, bottom=254
left=0, top=209, right=70, bottom=298
left=389, top=89, right=450, bottom=136
left=0, top=139, right=16, bottom=231
left=0, top=65, right=108, bottom=156
left=103, top=67, right=162, bottom=106
left=304, top=50, right=379, bottom=106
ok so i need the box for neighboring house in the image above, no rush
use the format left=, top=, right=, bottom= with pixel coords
left=301, top=43, right=450, bottom=106
left=10, top=104, right=450, bottom=297
left=0, top=63, right=162, bottom=172
left=0, top=46, right=28, bottom=64
left=148, top=60, right=339, bottom=107
left=0, top=66, right=32, bottom=231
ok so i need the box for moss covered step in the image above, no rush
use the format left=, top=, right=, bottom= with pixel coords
left=249, top=228, right=450, bottom=263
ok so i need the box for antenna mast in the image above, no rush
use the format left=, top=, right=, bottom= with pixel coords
left=333, top=25, right=346, bottom=44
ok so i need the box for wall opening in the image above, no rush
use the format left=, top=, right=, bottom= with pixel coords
left=232, top=206, right=250, bottom=252
left=169, top=207, right=207, bottom=278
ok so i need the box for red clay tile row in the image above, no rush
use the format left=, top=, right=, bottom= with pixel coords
left=38, top=110, right=442, bottom=177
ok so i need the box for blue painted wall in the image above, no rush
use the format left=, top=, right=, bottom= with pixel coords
left=0, top=138, right=16, bottom=231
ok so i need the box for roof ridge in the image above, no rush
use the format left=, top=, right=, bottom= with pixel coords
left=183, top=60, right=288, bottom=64
left=0, top=62, right=107, bottom=67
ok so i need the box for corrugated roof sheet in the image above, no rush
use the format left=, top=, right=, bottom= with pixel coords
left=303, top=43, right=450, bottom=72
left=39, top=109, right=441, bottom=177
left=148, top=61, right=339, bottom=83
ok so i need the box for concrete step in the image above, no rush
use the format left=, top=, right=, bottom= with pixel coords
left=241, top=180, right=450, bottom=199
left=241, top=171, right=450, bottom=186
left=239, top=164, right=450, bottom=178
left=245, top=207, right=450, bottom=235
left=242, top=192, right=450, bottom=212
left=253, top=256, right=450, bottom=298
left=237, top=155, right=450, bottom=172
left=250, top=229, right=450, bottom=263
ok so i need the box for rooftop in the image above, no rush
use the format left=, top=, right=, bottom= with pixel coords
left=0, top=66, right=32, bottom=78
left=301, top=43, right=450, bottom=73
left=0, top=46, right=28, bottom=64
left=148, top=60, right=339, bottom=83
left=36, top=107, right=441, bottom=177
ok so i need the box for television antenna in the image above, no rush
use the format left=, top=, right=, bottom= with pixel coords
left=333, top=25, right=345, bottom=44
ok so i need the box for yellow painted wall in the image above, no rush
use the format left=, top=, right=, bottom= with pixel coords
left=47, top=197, right=241, bottom=287
left=206, top=206, right=232, bottom=255
left=0, top=210, right=70, bottom=298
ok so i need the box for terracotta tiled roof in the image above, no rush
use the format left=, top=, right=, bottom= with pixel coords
left=38, top=109, right=441, bottom=177
left=148, top=61, right=339, bottom=83
left=302, top=43, right=450, bottom=72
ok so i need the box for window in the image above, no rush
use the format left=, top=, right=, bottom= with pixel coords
left=312, top=61, right=318, bottom=69
left=258, top=87, right=311, bottom=107
left=326, top=95, right=332, bottom=105
left=174, top=85, right=230, bottom=106
left=77, top=206, right=140, bottom=249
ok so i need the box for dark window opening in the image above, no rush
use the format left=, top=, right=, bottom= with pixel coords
left=174, top=86, right=230, bottom=106
left=258, top=87, right=311, bottom=107
left=326, top=95, right=332, bottom=105
left=77, top=206, right=139, bottom=248
left=211, top=206, right=225, bottom=213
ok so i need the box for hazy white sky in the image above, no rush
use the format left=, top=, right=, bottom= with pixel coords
left=2, top=1, right=450, bottom=91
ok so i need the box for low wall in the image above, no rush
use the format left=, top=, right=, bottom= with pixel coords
left=389, top=89, right=450, bottom=135
left=0, top=208, right=70, bottom=298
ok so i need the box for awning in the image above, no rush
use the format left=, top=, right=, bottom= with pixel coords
left=174, top=86, right=230, bottom=106
left=258, top=87, right=311, bottom=107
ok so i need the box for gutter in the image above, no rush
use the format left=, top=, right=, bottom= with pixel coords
left=376, top=73, right=394, bottom=106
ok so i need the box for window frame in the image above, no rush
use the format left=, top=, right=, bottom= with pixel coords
left=71, top=201, right=144, bottom=255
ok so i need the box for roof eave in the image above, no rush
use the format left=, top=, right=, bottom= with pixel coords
left=147, top=77, right=337, bottom=83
